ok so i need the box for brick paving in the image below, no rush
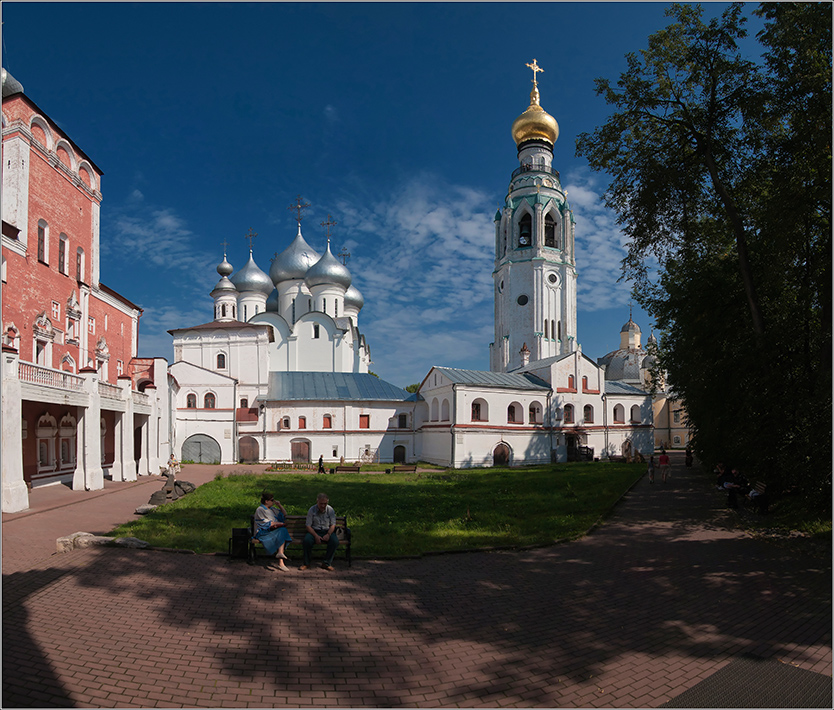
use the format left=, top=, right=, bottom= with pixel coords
left=3, top=455, right=831, bottom=707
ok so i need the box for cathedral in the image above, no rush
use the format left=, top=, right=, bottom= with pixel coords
left=169, top=61, right=656, bottom=467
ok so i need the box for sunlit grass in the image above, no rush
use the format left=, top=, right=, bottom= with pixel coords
left=109, top=462, right=644, bottom=557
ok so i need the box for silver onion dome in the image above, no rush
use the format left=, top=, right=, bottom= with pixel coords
left=344, top=284, right=364, bottom=311
left=217, top=255, right=234, bottom=277
left=641, top=354, right=658, bottom=370
left=230, top=252, right=273, bottom=295
left=621, top=317, right=641, bottom=334
left=305, top=243, right=352, bottom=289
left=2, top=68, right=24, bottom=98
left=270, top=226, right=321, bottom=284
left=266, top=288, right=280, bottom=312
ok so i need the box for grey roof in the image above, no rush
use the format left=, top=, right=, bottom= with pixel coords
left=266, top=372, right=410, bottom=402
left=432, top=367, right=551, bottom=391
left=598, top=347, right=645, bottom=381
left=605, top=380, right=647, bottom=396
left=2, top=68, right=24, bottom=97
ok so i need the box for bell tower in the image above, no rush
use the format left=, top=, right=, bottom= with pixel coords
left=489, top=59, right=578, bottom=373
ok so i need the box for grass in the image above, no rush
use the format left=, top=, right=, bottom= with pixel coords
left=108, top=462, right=644, bottom=557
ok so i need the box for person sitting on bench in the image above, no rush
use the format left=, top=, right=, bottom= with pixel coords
left=301, top=493, right=339, bottom=571
left=253, top=492, right=291, bottom=571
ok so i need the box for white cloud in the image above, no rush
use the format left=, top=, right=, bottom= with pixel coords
left=564, top=168, right=632, bottom=312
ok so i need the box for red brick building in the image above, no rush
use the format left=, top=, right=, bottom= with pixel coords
left=2, top=68, right=169, bottom=511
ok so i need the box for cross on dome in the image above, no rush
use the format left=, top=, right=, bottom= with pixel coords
left=244, top=228, right=258, bottom=251
left=526, top=58, right=544, bottom=85
left=288, top=195, right=311, bottom=224
left=321, top=214, right=337, bottom=248
left=220, top=238, right=229, bottom=257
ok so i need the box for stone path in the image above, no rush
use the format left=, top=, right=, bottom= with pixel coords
left=3, top=455, right=830, bottom=707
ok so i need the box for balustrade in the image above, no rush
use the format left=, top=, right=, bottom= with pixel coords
left=18, top=362, right=84, bottom=390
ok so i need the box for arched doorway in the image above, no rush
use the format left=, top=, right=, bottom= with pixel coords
left=291, top=439, right=310, bottom=463
left=181, top=434, right=221, bottom=464
left=493, top=443, right=510, bottom=466
left=393, top=445, right=406, bottom=464
left=239, top=436, right=259, bottom=463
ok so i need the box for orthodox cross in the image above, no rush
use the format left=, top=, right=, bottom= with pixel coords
left=321, top=214, right=337, bottom=247
left=526, top=58, right=544, bottom=85
left=220, top=238, right=229, bottom=257
left=288, top=195, right=310, bottom=224
left=337, top=247, right=351, bottom=265
left=244, top=228, right=258, bottom=251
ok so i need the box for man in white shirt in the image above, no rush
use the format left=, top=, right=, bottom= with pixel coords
left=301, top=493, right=339, bottom=571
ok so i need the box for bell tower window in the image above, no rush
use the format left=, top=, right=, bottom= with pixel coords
left=518, top=213, right=532, bottom=248
left=544, top=215, right=557, bottom=248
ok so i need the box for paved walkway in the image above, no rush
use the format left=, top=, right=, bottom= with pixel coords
left=3, top=456, right=831, bottom=708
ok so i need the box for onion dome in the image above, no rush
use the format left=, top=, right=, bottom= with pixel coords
left=265, top=288, right=280, bottom=312
left=270, top=225, right=321, bottom=284
left=344, top=284, right=365, bottom=311
left=305, top=242, right=352, bottom=289
left=2, top=68, right=24, bottom=98
left=230, top=251, right=273, bottom=295
left=621, top=317, right=641, bottom=334
left=647, top=331, right=658, bottom=347
left=494, top=209, right=502, bottom=222
left=511, top=83, right=559, bottom=147
left=641, top=354, right=658, bottom=370
left=216, top=255, right=234, bottom=278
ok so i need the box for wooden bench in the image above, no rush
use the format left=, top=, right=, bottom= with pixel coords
left=743, top=481, right=769, bottom=514
left=248, top=514, right=352, bottom=566
left=392, top=464, right=417, bottom=474
left=334, top=465, right=361, bottom=474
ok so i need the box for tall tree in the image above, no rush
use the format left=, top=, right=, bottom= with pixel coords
left=576, top=3, right=831, bottom=508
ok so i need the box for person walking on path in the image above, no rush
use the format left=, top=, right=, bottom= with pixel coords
left=318, top=455, right=325, bottom=474
left=647, top=455, right=655, bottom=484
left=659, top=451, right=671, bottom=482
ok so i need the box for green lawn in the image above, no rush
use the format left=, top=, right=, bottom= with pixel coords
left=109, top=462, right=644, bottom=557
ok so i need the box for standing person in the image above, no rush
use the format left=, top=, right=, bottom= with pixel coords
left=253, top=492, right=292, bottom=571
left=685, top=445, right=693, bottom=467
left=647, top=455, right=655, bottom=484
left=658, top=450, right=671, bottom=482
left=301, top=493, right=339, bottom=571
left=318, top=455, right=325, bottom=474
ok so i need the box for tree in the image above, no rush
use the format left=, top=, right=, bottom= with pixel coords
left=405, top=384, right=420, bottom=393
left=576, top=3, right=831, bottom=510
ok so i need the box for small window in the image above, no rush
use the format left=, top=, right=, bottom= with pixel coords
left=518, top=213, right=532, bottom=247
left=630, top=405, right=641, bottom=423
left=398, top=413, right=407, bottom=429
left=243, top=305, right=247, bottom=321
left=313, top=323, right=320, bottom=339
left=359, top=414, right=370, bottom=429
left=323, top=414, right=332, bottom=429
left=673, top=411, right=681, bottom=424
left=282, top=416, right=290, bottom=429
left=323, top=298, right=326, bottom=314
left=529, top=403, right=541, bottom=424
left=544, top=214, right=556, bottom=248
left=76, top=248, right=85, bottom=282
left=204, top=393, right=216, bottom=409
left=240, top=398, right=248, bottom=408
left=186, top=394, right=196, bottom=409
left=673, top=435, right=682, bottom=445
left=51, top=301, right=60, bottom=320
left=507, top=405, right=517, bottom=423
left=217, top=353, right=226, bottom=369
left=298, top=416, right=306, bottom=429
left=38, top=222, right=47, bottom=263
left=613, top=404, right=625, bottom=423
left=104, top=315, right=108, bottom=331
left=544, top=320, right=548, bottom=339
left=583, top=404, right=594, bottom=423
left=582, top=376, right=588, bottom=390
left=557, top=321, right=561, bottom=340
left=58, top=235, right=67, bottom=274
left=116, top=360, right=123, bottom=376
left=563, top=404, right=574, bottom=424
left=88, top=317, right=95, bottom=334
left=221, top=304, right=227, bottom=318
left=567, top=375, right=575, bottom=390
left=471, top=402, right=481, bottom=421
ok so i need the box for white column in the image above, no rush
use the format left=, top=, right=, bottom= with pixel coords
left=145, top=384, right=160, bottom=475
left=2, top=347, right=29, bottom=512
left=110, top=410, right=125, bottom=482
left=118, top=375, right=136, bottom=481
left=72, top=366, right=104, bottom=491
left=137, top=416, right=150, bottom=476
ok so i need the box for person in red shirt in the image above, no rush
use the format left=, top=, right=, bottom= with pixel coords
left=658, top=451, right=671, bottom=482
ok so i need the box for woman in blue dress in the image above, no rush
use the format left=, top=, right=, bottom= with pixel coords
left=253, top=492, right=292, bottom=570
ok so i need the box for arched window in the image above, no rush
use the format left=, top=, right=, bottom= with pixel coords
left=76, top=247, right=85, bottom=282
left=37, top=220, right=48, bottom=263
left=557, top=320, right=561, bottom=340
left=568, top=375, right=575, bottom=390
left=298, top=416, right=307, bottom=429
left=508, top=403, right=523, bottom=423
left=584, top=404, right=594, bottom=423
left=240, top=398, right=248, bottom=408
left=471, top=399, right=488, bottom=422
left=216, top=353, right=226, bottom=369
left=204, top=393, right=216, bottom=409
left=58, top=234, right=68, bottom=274
left=544, top=214, right=556, bottom=248
left=323, top=414, right=332, bottom=429
left=613, top=404, right=625, bottom=423
left=529, top=402, right=542, bottom=424
left=431, top=398, right=439, bottom=421
left=563, top=404, right=574, bottom=424
left=221, top=304, right=227, bottom=317
left=518, top=213, right=532, bottom=247
left=441, top=399, right=450, bottom=421
left=544, top=320, right=548, bottom=339
left=282, top=416, right=290, bottom=429
left=186, top=394, right=196, bottom=409
left=313, top=323, right=320, bottom=339
left=582, top=376, right=588, bottom=391
left=630, top=405, right=641, bottom=423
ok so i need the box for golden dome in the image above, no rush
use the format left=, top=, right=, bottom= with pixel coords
left=511, top=84, right=559, bottom=147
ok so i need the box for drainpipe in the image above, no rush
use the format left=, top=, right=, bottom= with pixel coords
left=232, top=379, right=238, bottom=464
left=547, top=390, right=553, bottom=463
left=450, top=384, right=457, bottom=468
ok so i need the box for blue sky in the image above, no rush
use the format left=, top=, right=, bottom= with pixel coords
left=3, top=2, right=747, bottom=387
